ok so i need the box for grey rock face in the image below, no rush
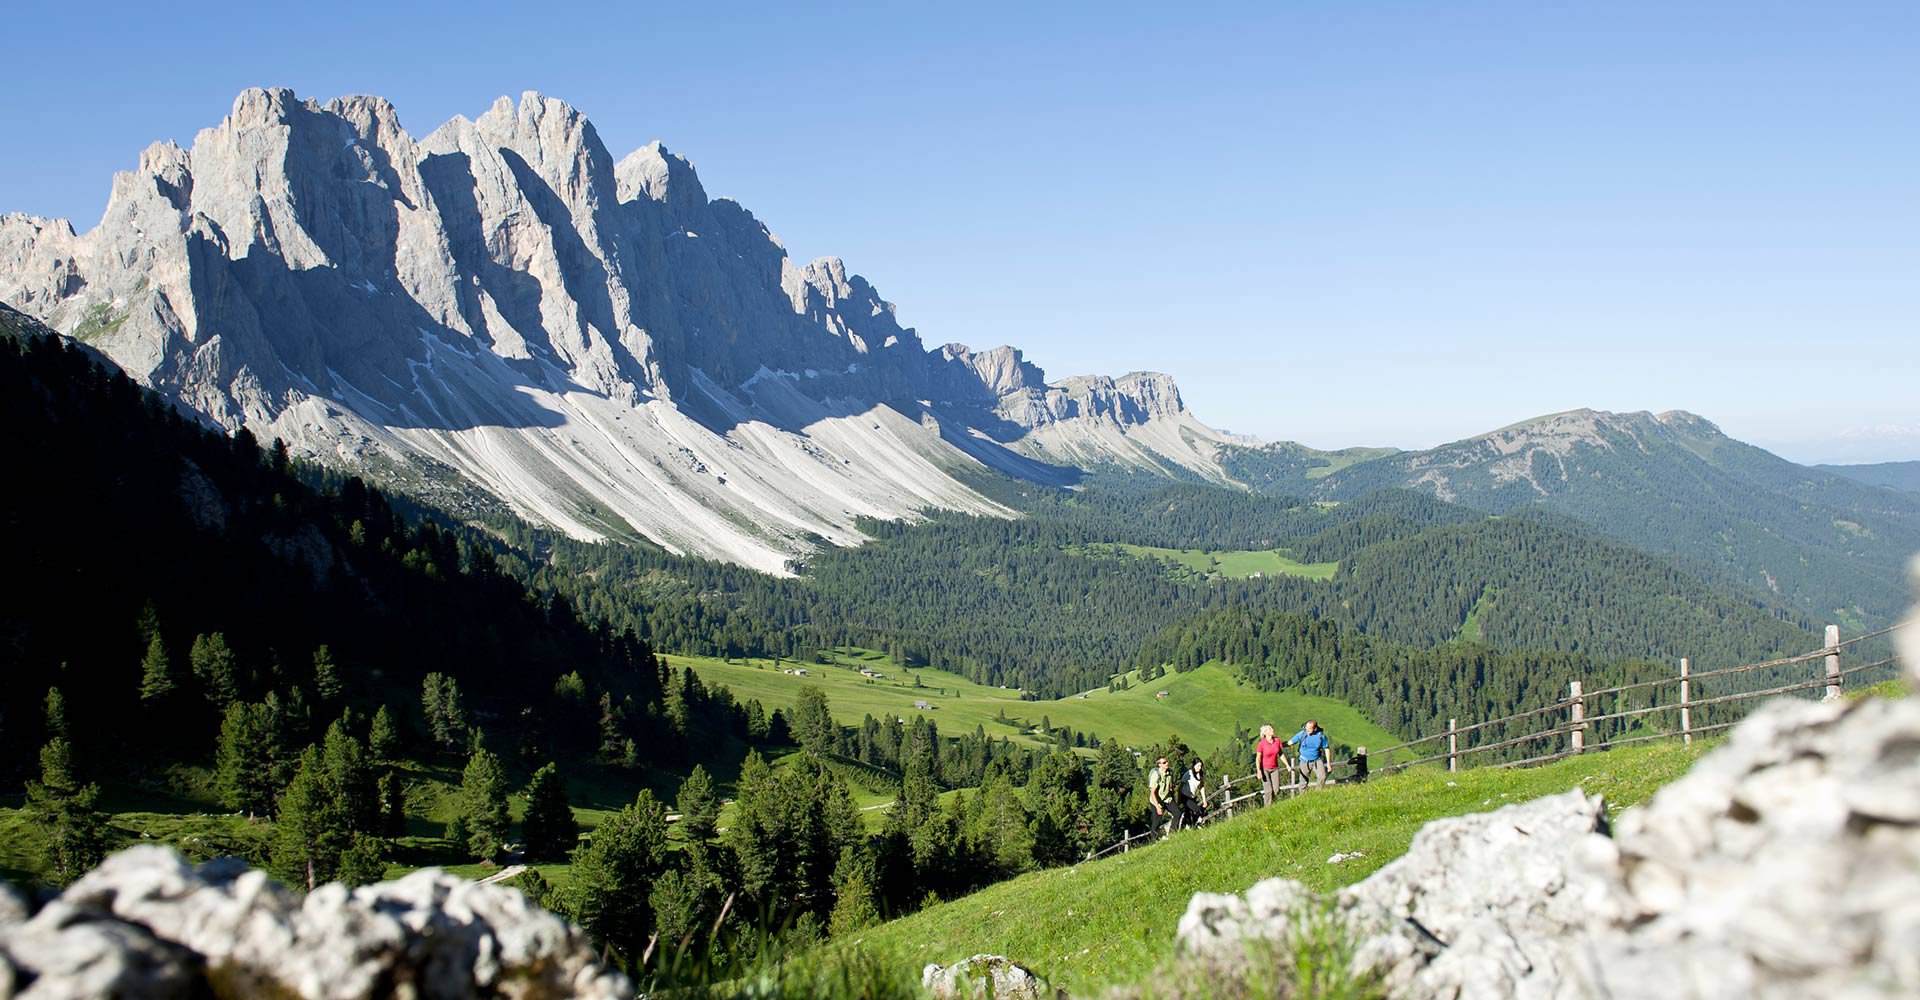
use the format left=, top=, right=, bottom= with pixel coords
left=1175, top=691, right=1920, bottom=999
left=0, top=88, right=1232, bottom=571
left=921, top=954, right=1059, bottom=1000
left=0, top=846, right=631, bottom=999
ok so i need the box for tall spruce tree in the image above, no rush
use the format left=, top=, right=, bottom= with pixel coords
left=792, top=685, right=836, bottom=757
left=320, top=716, right=377, bottom=834
left=138, top=632, right=178, bottom=705
left=828, top=844, right=881, bottom=936
left=312, top=645, right=344, bottom=703
left=520, top=762, right=578, bottom=862
left=270, top=746, right=348, bottom=891
left=376, top=770, right=408, bottom=838
left=23, top=738, right=109, bottom=887
left=368, top=705, right=398, bottom=762
left=215, top=701, right=280, bottom=817
left=190, top=633, right=240, bottom=708
left=675, top=764, right=719, bottom=842
left=448, top=742, right=510, bottom=861
left=420, top=673, right=466, bottom=749
left=43, top=687, right=68, bottom=742
left=569, top=789, right=670, bottom=960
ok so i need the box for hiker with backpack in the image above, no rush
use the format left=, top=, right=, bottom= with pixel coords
left=1147, top=755, right=1178, bottom=836
left=1288, top=719, right=1331, bottom=791
left=1178, top=757, right=1211, bottom=828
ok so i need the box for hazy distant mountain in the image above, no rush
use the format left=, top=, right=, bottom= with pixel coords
left=1816, top=461, right=1920, bottom=494
left=0, top=89, right=1234, bottom=572
left=1312, top=408, right=1920, bottom=624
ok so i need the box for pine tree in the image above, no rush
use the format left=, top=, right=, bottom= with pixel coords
left=793, top=685, right=836, bottom=757
left=448, top=744, right=510, bottom=861
left=368, top=705, right=398, bottom=762
left=597, top=692, right=624, bottom=763
left=43, top=687, right=68, bottom=742
left=270, top=746, right=349, bottom=891
left=828, top=844, right=881, bottom=936
left=337, top=833, right=387, bottom=887
left=675, top=765, right=720, bottom=842
left=648, top=862, right=720, bottom=954
left=23, top=738, right=109, bottom=887
left=520, top=763, right=578, bottom=862
left=215, top=702, right=279, bottom=817
left=568, top=789, right=670, bottom=959
left=138, top=623, right=178, bottom=706
left=377, top=770, right=408, bottom=838
left=321, top=716, right=377, bottom=833
left=190, top=633, right=241, bottom=709
left=420, top=673, right=466, bottom=749
left=312, top=645, right=343, bottom=703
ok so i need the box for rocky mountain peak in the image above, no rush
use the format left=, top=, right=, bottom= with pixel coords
left=616, top=140, right=708, bottom=212
left=0, top=87, right=1235, bottom=570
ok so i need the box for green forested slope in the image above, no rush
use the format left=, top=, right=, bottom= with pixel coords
left=504, top=476, right=1822, bottom=698
left=1313, top=410, right=1920, bottom=625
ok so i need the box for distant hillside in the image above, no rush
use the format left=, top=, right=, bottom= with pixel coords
left=1817, top=461, right=1920, bottom=494
left=521, top=477, right=1823, bottom=700
left=1217, top=439, right=1399, bottom=493
left=1312, top=409, right=1920, bottom=625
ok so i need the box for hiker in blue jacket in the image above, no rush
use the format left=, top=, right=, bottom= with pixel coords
left=1288, top=719, right=1331, bottom=791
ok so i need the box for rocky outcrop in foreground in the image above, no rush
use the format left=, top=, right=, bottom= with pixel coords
left=0, top=848, right=629, bottom=999
left=1179, top=682, right=1920, bottom=998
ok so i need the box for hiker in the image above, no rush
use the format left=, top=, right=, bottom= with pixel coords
left=1147, top=755, right=1177, bottom=836
left=1255, top=724, right=1286, bottom=806
left=1288, top=719, right=1331, bottom=791
left=1179, top=758, right=1210, bottom=828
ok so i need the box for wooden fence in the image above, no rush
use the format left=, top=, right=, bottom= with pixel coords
left=1082, top=621, right=1907, bottom=862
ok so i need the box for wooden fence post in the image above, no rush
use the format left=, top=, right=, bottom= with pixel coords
left=1221, top=775, right=1234, bottom=819
left=1569, top=681, right=1585, bottom=754
left=1825, top=625, right=1842, bottom=701
left=1122, top=829, right=1132, bottom=853
left=1447, top=718, right=1458, bottom=772
left=1679, top=658, right=1692, bottom=746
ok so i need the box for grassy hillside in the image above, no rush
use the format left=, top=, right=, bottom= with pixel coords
left=672, top=649, right=1403, bottom=759
left=808, top=739, right=1711, bottom=995
left=1080, top=543, right=1341, bottom=582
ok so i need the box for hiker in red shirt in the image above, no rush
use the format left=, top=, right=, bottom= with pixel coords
left=1255, top=724, right=1287, bottom=806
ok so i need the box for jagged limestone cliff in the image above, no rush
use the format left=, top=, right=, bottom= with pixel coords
left=1, top=89, right=1232, bottom=571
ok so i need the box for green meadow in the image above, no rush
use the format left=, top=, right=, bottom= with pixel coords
left=670, top=648, right=1400, bottom=761
left=1078, top=542, right=1341, bottom=582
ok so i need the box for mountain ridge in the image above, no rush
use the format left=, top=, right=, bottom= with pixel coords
left=1306, top=407, right=1920, bottom=623
left=0, top=88, right=1233, bottom=572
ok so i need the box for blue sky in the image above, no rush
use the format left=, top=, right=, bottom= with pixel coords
left=5, top=1, right=1915, bottom=462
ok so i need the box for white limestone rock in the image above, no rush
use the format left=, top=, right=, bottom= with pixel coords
left=1174, top=689, right=1920, bottom=999
left=921, top=954, right=1059, bottom=1000
left=0, top=846, right=631, bottom=999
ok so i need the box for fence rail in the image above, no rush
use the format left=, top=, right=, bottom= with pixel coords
left=1081, top=622, right=1907, bottom=862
